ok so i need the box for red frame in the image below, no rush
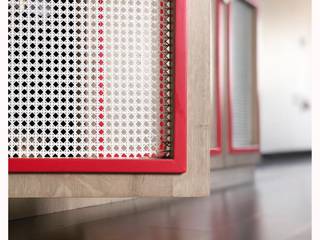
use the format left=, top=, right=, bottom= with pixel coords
left=210, top=0, right=223, bottom=156
left=226, top=0, right=259, bottom=154
left=9, top=0, right=187, bottom=173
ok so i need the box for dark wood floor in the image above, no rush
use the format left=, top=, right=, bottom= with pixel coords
left=10, top=157, right=311, bottom=240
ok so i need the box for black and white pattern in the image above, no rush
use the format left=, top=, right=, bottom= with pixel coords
left=8, top=0, right=175, bottom=159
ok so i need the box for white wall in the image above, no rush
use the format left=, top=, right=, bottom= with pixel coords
left=258, top=0, right=311, bottom=153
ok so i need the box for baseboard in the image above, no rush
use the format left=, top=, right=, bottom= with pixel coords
left=261, top=151, right=311, bottom=163
left=210, top=166, right=255, bottom=191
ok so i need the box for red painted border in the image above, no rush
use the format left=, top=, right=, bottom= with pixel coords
left=226, top=0, right=260, bottom=154
left=210, top=0, right=223, bottom=156
left=97, top=0, right=105, bottom=158
left=9, top=0, right=187, bottom=173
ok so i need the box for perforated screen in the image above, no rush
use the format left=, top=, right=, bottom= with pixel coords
left=230, top=0, right=255, bottom=148
left=8, top=0, right=175, bottom=160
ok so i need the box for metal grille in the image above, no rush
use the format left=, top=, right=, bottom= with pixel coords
left=230, top=0, right=254, bottom=147
left=8, top=0, right=175, bottom=159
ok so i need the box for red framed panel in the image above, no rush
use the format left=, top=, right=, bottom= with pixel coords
left=8, top=0, right=187, bottom=173
left=210, top=0, right=223, bottom=156
left=226, top=0, right=260, bottom=154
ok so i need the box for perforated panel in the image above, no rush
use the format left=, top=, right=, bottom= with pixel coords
left=8, top=0, right=175, bottom=160
left=230, top=0, right=255, bottom=148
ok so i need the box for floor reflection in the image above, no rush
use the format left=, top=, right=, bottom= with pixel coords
left=10, top=157, right=311, bottom=240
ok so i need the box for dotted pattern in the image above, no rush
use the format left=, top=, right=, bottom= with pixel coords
left=8, top=0, right=175, bottom=159
left=230, top=0, right=254, bottom=147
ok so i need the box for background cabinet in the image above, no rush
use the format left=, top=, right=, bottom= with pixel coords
left=210, top=0, right=260, bottom=169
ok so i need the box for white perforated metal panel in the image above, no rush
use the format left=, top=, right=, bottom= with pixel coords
left=8, top=0, right=174, bottom=159
left=230, top=0, right=255, bottom=147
